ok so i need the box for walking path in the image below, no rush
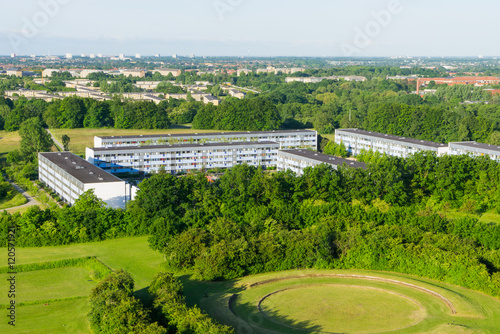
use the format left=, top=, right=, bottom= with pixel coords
left=3, top=180, right=40, bottom=212
left=46, top=129, right=64, bottom=151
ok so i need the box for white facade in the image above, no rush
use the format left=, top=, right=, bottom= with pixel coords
left=335, top=129, right=449, bottom=158
left=86, top=142, right=280, bottom=174
left=277, top=149, right=366, bottom=176
left=42, top=69, right=60, bottom=78
left=93, top=130, right=318, bottom=150
left=38, top=152, right=128, bottom=209
left=154, top=69, right=181, bottom=77
left=449, top=142, right=500, bottom=162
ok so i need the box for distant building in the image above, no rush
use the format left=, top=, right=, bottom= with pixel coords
left=449, top=142, right=500, bottom=162
left=66, top=53, right=73, bottom=59
left=42, top=69, right=60, bottom=78
left=227, top=89, right=246, bottom=99
left=285, top=76, right=366, bottom=84
left=135, top=54, right=141, bottom=59
left=38, top=152, right=128, bottom=208
left=335, top=128, right=449, bottom=158
left=154, top=69, right=181, bottom=77
left=80, top=69, right=104, bottom=78
left=134, top=81, right=162, bottom=90
left=416, top=77, right=500, bottom=94
left=6, top=68, right=23, bottom=77
left=277, top=149, right=366, bottom=175
left=203, top=95, right=220, bottom=105
left=120, top=69, right=146, bottom=78
left=237, top=69, right=251, bottom=76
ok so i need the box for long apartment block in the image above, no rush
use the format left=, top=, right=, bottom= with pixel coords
left=449, top=142, right=500, bottom=162
left=93, top=129, right=318, bottom=150
left=335, top=129, right=449, bottom=158
left=38, top=152, right=128, bottom=208
left=277, top=149, right=366, bottom=175
left=86, top=141, right=280, bottom=174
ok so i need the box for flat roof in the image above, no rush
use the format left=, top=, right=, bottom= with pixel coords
left=336, top=128, right=446, bottom=148
left=39, top=152, right=124, bottom=184
left=90, top=141, right=280, bottom=153
left=280, top=149, right=367, bottom=169
left=97, top=129, right=317, bottom=140
left=450, top=141, right=500, bottom=153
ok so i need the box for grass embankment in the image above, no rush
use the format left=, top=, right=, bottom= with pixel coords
left=190, top=269, right=500, bottom=334
left=49, top=127, right=229, bottom=155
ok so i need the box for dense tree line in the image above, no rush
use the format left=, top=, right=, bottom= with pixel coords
left=192, top=96, right=282, bottom=131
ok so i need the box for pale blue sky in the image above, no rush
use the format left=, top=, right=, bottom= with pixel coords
left=1, top=0, right=499, bottom=57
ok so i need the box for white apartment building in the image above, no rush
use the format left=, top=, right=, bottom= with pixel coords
left=277, top=149, right=366, bottom=175
left=335, top=129, right=449, bottom=158
left=449, top=142, right=500, bottom=162
left=93, top=130, right=318, bottom=150
left=120, top=69, right=146, bottom=78
left=42, top=69, right=61, bottom=78
left=86, top=141, right=280, bottom=174
left=38, top=152, right=128, bottom=208
left=6, top=68, right=23, bottom=77
left=285, top=76, right=367, bottom=84
left=154, top=69, right=181, bottom=77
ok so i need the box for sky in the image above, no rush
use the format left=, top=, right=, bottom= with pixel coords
left=1, top=0, right=499, bottom=57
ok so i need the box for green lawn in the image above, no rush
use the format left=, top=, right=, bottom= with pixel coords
left=49, top=127, right=230, bottom=155
left=2, top=298, right=91, bottom=334
left=260, top=285, right=424, bottom=333
left=0, top=236, right=164, bottom=334
left=0, top=130, right=21, bottom=157
left=12, top=236, right=163, bottom=290
left=0, top=267, right=96, bottom=305
left=0, top=192, right=27, bottom=210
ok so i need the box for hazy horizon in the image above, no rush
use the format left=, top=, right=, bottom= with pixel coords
left=1, top=0, right=499, bottom=57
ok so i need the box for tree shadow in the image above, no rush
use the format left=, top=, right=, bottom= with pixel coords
left=177, top=273, right=327, bottom=334
left=231, top=293, right=326, bottom=334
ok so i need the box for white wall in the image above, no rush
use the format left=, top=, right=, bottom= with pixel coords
left=84, top=181, right=127, bottom=209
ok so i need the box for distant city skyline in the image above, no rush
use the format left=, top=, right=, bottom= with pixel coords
left=1, top=0, right=499, bottom=57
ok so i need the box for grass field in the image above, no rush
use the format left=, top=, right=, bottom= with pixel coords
left=49, top=127, right=230, bottom=155
left=0, top=130, right=21, bottom=157
left=259, top=285, right=424, bottom=333
left=0, top=267, right=95, bottom=304
left=0, top=192, right=27, bottom=210
left=0, top=236, right=164, bottom=334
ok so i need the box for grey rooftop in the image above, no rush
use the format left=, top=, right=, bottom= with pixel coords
left=39, top=152, right=123, bottom=184
left=337, top=128, right=446, bottom=148
left=97, top=129, right=316, bottom=140
left=281, top=149, right=367, bottom=169
left=89, top=141, right=280, bottom=152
